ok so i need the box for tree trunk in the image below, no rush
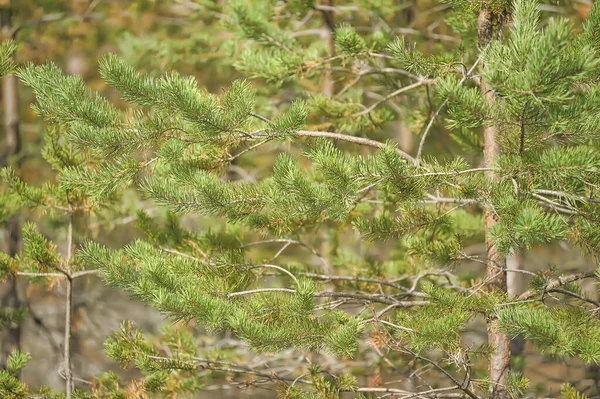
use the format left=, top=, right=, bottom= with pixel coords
left=506, top=252, right=526, bottom=357
left=0, top=0, right=22, bottom=368
left=478, top=8, right=510, bottom=399
left=320, top=0, right=335, bottom=97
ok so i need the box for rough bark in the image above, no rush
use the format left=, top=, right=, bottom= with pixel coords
left=0, top=0, right=22, bottom=368
left=478, top=8, right=510, bottom=399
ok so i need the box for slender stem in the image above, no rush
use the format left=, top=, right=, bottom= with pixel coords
left=519, top=117, right=526, bottom=154
left=64, top=214, right=73, bottom=399
left=64, top=275, right=73, bottom=399
left=313, top=4, right=359, bottom=11
left=518, top=270, right=596, bottom=300
left=71, top=270, right=100, bottom=278
left=412, top=167, right=496, bottom=178
left=314, top=292, right=429, bottom=306
left=299, top=272, right=418, bottom=293
left=416, top=99, right=448, bottom=164
left=251, top=264, right=299, bottom=285
left=17, top=272, right=64, bottom=278
left=551, top=288, right=600, bottom=307
left=533, top=189, right=600, bottom=204
left=227, top=288, right=297, bottom=298
left=296, top=130, right=415, bottom=162
left=226, top=287, right=429, bottom=306
left=373, top=319, right=415, bottom=332
left=532, top=193, right=580, bottom=215
left=352, top=80, right=430, bottom=117
left=228, top=139, right=271, bottom=161
left=240, top=238, right=331, bottom=272
left=416, top=56, right=483, bottom=164
left=409, top=350, right=479, bottom=399
left=17, top=270, right=100, bottom=279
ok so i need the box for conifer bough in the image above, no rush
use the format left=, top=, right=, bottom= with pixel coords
left=2, top=0, right=600, bottom=398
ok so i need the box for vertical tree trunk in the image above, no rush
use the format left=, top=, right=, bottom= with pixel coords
left=0, top=0, right=22, bottom=368
left=320, top=0, right=335, bottom=97
left=507, top=252, right=526, bottom=357
left=478, top=8, right=510, bottom=399
left=318, top=0, right=336, bottom=267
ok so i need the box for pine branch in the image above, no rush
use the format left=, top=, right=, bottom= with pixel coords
left=357, top=386, right=464, bottom=398
left=295, top=130, right=414, bottom=162
left=518, top=270, right=596, bottom=300
left=551, top=288, right=600, bottom=307
left=16, top=270, right=100, bottom=279
left=417, top=56, right=483, bottom=164
left=226, top=287, right=429, bottom=306
left=299, top=272, right=422, bottom=294
left=153, top=354, right=466, bottom=397
left=227, top=288, right=297, bottom=298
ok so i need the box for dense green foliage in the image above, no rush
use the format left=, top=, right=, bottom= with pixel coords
left=1, top=0, right=600, bottom=398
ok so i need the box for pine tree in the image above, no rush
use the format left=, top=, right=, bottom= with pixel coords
left=3, top=0, right=600, bottom=398
left=0, top=1, right=224, bottom=396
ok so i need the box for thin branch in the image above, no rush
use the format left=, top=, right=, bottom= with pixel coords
left=151, top=355, right=313, bottom=384
left=423, top=194, right=479, bottom=204
left=227, top=288, right=297, bottom=298
left=11, top=13, right=102, bottom=36
left=226, top=287, right=429, bottom=306
left=161, top=247, right=209, bottom=261
left=299, top=272, right=424, bottom=295
left=64, top=214, right=73, bottom=399
left=251, top=264, right=299, bottom=285
left=17, top=270, right=100, bottom=279
left=412, top=167, right=496, bottom=178
left=532, top=193, right=580, bottom=215
left=313, top=4, right=359, bottom=12
left=416, top=98, right=448, bottom=164
left=518, top=270, right=596, bottom=300
left=228, top=139, right=272, bottom=161
left=407, top=350, right=479, bottom=399
left=519, top=116, right=526, bottom=154
left=17, top=272, right=64, bottom=278
left=353, top=80, right=431, bottom=117
left=71, top=270, right=101, bottom=278
left=314, top=292, right=429, bottom=306
left=155, top=354, right=466, bottom=397
left=397, top=386, right=465, bottom=399
left=551, top=288, right=600, bottom=307
left=416, top=56, right=483, bottom=164
left=373, top=319, right=415, bottom=332
left=240, top=238, right=331, bottom=272
left=395, top=27, right=461, bottom=44
left=533, top=189, right=600, bottom=204
left=296, top=130, right=415, bottom=162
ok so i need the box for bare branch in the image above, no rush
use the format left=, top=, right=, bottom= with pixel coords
left=227, top=288, right=297, bottom=298
left=241, top=238, right=331, bottom=272
left=296, top=130, right=415, bottom=162
left=353, top=80, right=431, bottom=117
left=300, top=272, right=412, bottom=291
left=518, top=270, right=596, bottom=300
left=251, top=264, right=299, bottom=285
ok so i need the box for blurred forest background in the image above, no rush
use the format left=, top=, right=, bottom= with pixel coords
left=1, top=0, right=599, bottom=398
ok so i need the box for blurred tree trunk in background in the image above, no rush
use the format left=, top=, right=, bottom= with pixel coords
left=0, top=0, right=22, bottom=369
